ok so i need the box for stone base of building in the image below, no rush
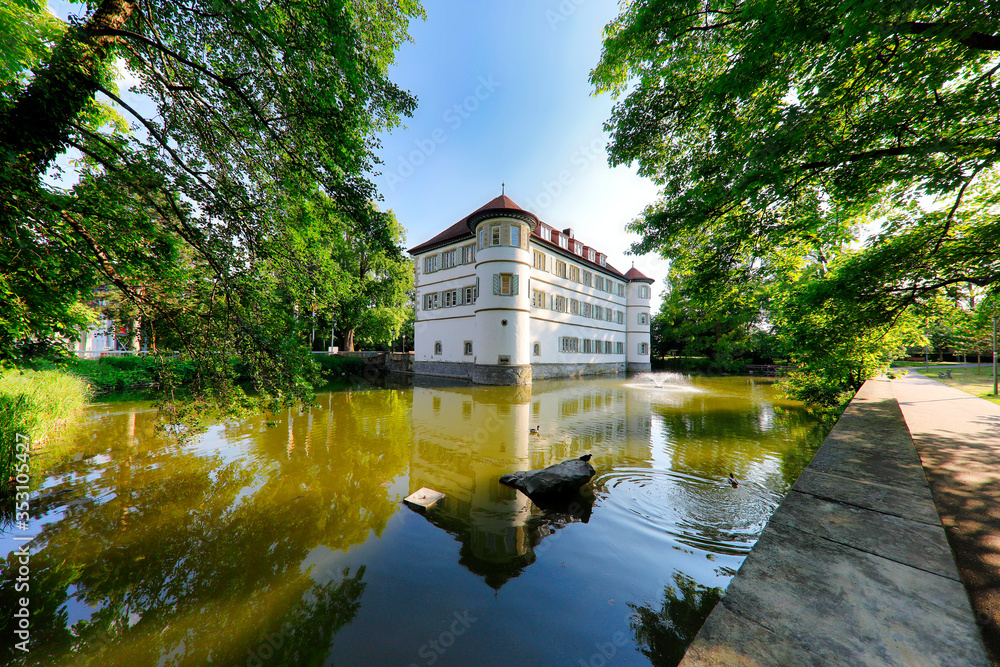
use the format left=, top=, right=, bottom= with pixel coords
left=414, top=361, right=631, bottom=385
left=414, top=361, right=531, bottom=385
left=471, top=364, right=532, bottom=386
left=531, top=362, right=625, bottom=380
left=626, top=362, right=652, bottom=373
left=413, top=361, right=475, bottom=381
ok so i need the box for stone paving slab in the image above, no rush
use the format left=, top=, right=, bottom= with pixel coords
left=681, top=603, right=842, bottom=667
left=768, top=489, right=959, bottom=580
left=679, top=378, right=990, bottom=666
left=792, top=467, right=941, bottom=525
left=714, top=522, right=979, bottom=667
left=803, top=392, right=928, bottom=490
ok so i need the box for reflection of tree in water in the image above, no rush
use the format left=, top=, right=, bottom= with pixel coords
left=772, top=405, right=833, bottom=488
left=0, top=390, right=409, bottom=666
left=653, top=399, right=829, bottom=490
left=629, top=573, right=722, bottom=667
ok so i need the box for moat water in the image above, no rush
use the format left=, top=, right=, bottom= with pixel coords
left=1, top=375, right=829, bottom=666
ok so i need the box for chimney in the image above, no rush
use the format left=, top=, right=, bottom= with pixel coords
left=562, top=228, right=574, bottom=239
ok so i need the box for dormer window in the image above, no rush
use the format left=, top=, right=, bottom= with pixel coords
left=541, top=227, right=551, bottom=242
left=558, top=235, right=568, bottom=249
left=599, top=255, right=607, bottom=267
left=587, top=249, right=595, bottom=262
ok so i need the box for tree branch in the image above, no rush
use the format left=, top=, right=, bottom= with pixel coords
left=800, top=139, right=997, bottom=170
left=891, top=22, right=1000, bottom=52
left=932, top=158, right=992, bottom=254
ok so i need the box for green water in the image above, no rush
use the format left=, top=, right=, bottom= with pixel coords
left=1, top=374, right=828, bottom=666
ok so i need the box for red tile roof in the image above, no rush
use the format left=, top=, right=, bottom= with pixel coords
left=408, top=194, right=648, bottom=282
left=624, top=266, right=654, bottom=283
left=476, top=194, right=525, bottom=211
left=406, top=217, right=473, bottom=256
left=529, top=220, right=625, bottom=278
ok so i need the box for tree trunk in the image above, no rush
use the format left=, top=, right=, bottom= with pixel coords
left=344, top=329, right=355, bottom=352
left=1, top=0, right=137, bottom=179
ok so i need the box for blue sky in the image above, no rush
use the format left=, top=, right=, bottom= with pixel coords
left=374, top=0, right=665, bottom=291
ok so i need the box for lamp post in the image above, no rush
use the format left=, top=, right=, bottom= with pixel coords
left=993, top=314, right=997, bottom=396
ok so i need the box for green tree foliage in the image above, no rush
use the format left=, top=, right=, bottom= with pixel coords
left=0, top=0, right=65, bottom=89
left=652, top=216, right=924, bottom=405
left=592, top=0, right=1000, bottom=398
left=772, top=265, right=924, bottom=406
left=333, top=208, right=413, bottom=351
left=964, top=288, right=1000, bottom=371
left=653, top=261, right=774, bottom=368
left=0, top=0, right=423, bottom=405
left=260, top=190, right=413, bottom=352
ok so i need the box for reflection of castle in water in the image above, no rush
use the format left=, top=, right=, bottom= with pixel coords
left=408, top=378, right=653, bottom=589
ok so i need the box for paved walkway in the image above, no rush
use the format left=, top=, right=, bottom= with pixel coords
left=893, top=373, right=1000, bottom=665
left=680, top=378, right=990, bottom=666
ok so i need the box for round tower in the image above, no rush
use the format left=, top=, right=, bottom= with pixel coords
left=468, top=196, right=537, bottom=385
left=624, top=266, right=654, bottom=373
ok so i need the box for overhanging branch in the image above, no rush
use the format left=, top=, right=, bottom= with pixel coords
left=891, top=22, right=1000, bottom=52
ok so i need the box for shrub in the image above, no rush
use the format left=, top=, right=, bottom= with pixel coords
left=652, top=356, right=745, bottom=374
left=313, top=355, right=367, bottom=381
left=66, top=355, right=205, bottom=391
left=779, top=370, right=854, bottom=410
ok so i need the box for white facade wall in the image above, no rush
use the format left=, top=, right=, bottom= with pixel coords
left=626, top=280, right=652, bottom=366
left=413, top=248, right=477, bottom=363
left=526, top=241, right=629, bottom=365
left=414, top=318, right=475, bottom=363
left=74, top=319, right=140, bottom=358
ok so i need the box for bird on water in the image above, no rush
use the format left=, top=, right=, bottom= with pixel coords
left=529, top=425, right=540, bottom=435
left=579, top=454, right=592, bottom=462
left=729, top=473, right=738, bottom=488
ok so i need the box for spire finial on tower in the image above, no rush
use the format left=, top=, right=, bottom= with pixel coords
left=501, top=181, right=505, bottom=196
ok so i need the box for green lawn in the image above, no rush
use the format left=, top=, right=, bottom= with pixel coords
left=918, top=367, right=1000, bottom=406
left=891, top=360, right=979, bottom=368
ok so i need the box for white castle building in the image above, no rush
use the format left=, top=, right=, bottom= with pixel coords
left=407, top=193, right=654, bottom=385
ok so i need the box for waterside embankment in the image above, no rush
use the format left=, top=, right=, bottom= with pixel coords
left=680, top=377, right=991, bottom=666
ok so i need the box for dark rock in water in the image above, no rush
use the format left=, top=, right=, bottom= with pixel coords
left=499, top=456, right=596, bottom=497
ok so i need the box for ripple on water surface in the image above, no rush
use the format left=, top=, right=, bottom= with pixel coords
left=595, top=467, right=784, bottom=556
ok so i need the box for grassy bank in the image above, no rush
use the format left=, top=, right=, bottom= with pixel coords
left=313, top=354, right=367, bottom=383
left=26, top=354, right=370, bottom=394
left=1, top=369, right=91, bottom=492
left=891, top=360, right=975, bottom=368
